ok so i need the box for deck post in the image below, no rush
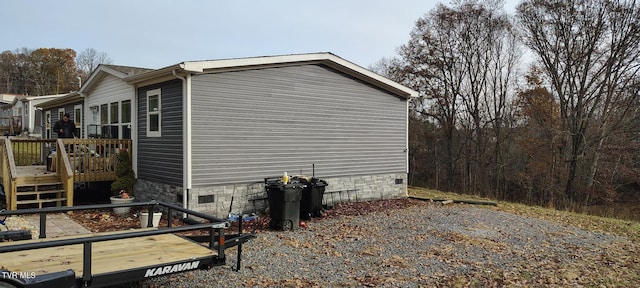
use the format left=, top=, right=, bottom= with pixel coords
left=10, top=181, right=16, bottom=210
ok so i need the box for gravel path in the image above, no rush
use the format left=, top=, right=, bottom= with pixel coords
left=134, top=201, right=632, bottom=287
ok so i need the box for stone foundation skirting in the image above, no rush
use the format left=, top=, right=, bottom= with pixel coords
left=135, top=173, right=407, bottom=219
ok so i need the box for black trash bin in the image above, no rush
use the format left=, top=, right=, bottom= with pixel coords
left=266, top=181, right=305, bottom=231
left=299, top=178, right=328, bottom=220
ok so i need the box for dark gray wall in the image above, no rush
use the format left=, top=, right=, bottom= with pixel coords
left=42, top=101, right=84, bottom=139
left=137, top=79, right=183, bottom=186
left=190, top=64, right=408, bottom=186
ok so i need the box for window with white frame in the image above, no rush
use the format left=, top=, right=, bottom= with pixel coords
left=100, top=104, right=108, bottom=124
left=74, top=104, right=82, bottom=138
left=45, top=111, right=51, bottom=139
left=121, top=100, right=132, bottom=139
left=110, top=102, right=119, bottom=124
left=121, top=100, right=131, bottom=123
left=146, top=89, right=161, bottom=137
left=74, top=106, right=81, bottom=125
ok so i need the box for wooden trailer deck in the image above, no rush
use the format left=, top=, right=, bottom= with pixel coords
left=1, top=201, right=255, bottom=287
left=0, top=231, right=214, bottom=276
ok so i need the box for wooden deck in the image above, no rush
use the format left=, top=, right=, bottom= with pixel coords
left=15, top=165, right=51, bottom=177
left=3, top=138, right=132, bottom=209
left=0, top=232, right=214, bottom=276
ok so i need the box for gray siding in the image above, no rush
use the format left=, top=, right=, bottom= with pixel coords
left=191, top=64, right=407, bottom=186
left=43, top=102, right=84, bottom=138
left=137, top=79, right=183, bottom=186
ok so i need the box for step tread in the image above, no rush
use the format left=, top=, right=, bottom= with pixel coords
left=16, top=190, right=66, bottom=195
left=16, top=182, right=63, bottom=187
left=16, top=198, right=67, bottom=204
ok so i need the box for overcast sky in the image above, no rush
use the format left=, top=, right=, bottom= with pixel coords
left=1, top=0, right=520, bottom=70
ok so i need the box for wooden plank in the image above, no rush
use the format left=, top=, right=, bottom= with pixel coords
left=0, top=234, right=214, bottom=275
left=16, top=198, right=67, bottom=205
left=16, top=190, right=65, bottom=196
left=15, top=175, right=59, bottom=186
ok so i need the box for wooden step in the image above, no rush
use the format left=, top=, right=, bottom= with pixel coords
left=16, top=190, right=66, bottom=196
left=16, top=182, right=63, bottom=188
left=16, top=198, right=67, bottom=205
left=15, top=175, right=61, bottom=184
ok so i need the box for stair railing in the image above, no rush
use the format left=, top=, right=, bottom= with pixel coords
left=1, top=138, right=18, bottom=209
left=56, top=139, right=74, bottom=207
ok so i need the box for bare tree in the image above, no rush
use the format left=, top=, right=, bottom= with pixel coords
left=398, top=0, right=520, bottom=194
left=516, top=0, right=640, bottom=205
left=76, top=48, right=113, bottom=83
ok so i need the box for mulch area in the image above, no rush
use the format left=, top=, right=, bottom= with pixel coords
left=66, top=198, right=422, bottom=235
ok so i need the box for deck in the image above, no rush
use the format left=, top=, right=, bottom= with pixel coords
left=15, top=165, right=51, bottom=177
left=0, top=232, right=214, bottom=276
left=2, top=138, right=132, bottom=209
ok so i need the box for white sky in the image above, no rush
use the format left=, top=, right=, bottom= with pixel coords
left=1, top=0, right=521, bottom=70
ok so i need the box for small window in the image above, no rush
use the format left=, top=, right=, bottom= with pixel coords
left=110, top=102, right=119, bottom=124
left=146, top=89, right=161, bottom=137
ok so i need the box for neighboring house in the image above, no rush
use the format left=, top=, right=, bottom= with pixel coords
left=0, top=94, right=17, bottom=129
left=7, top=94, right=66, bottom=137
left=78, top=64, right=152, bottom=140
left=121, top=52, right=418, bottom=218
left=36, top=92, right=83, bottom=139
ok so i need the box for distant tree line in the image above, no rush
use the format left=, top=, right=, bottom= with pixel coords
left=373, top=0, right=640, bottom=209
left=0, top=47, right=112, bottom=96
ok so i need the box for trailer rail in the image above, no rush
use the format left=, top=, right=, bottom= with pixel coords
left=0, top=201, right=255, bottom=288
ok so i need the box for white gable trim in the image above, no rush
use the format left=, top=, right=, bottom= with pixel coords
left=80, top=65, right=130, bottom=95
left=126, top=53, right=418, bottom=99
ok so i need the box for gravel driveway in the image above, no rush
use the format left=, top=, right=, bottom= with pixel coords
left=135, top=200, right=634, bottom=287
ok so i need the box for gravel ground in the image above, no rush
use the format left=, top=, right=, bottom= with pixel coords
left=0, top=215, right=39, bottom=238
left=133, top=201, right=632, bottom=287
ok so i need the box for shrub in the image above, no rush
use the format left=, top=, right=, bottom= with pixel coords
left=111, top=150, right=136, bottom=196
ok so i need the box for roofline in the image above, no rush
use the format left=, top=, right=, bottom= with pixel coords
left=79, top=64, right=130, bottom=94
left=35, top=92, right=82, bottom=109
left=125, top=53, right=418, bottom=99
left=11, top=94, right=67, bottom=105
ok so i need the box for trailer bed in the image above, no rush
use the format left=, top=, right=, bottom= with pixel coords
left=0, top=232, right=213, bottom=276
left=1, top=201, right=255, bottom=287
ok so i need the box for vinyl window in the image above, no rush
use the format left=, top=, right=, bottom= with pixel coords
left=146, top=89, right=161, bottom=137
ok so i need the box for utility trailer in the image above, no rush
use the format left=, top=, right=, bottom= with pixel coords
left=0, top=201, right=255, bottom=288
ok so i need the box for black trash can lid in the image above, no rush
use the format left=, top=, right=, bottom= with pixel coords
left=311, top=178, right=328, bottom=186
left=284, top=182, right=307, bottom=189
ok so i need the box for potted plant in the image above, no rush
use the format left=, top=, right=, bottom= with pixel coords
left=110, top=150, right=136, bottom=214
left=139, top=208, right=162, bottom=228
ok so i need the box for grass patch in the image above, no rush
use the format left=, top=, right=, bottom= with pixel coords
left=408, top=186, right=640, bottom=241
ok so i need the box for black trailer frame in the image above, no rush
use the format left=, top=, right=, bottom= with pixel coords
left=0, top=200, right=255, bottom=288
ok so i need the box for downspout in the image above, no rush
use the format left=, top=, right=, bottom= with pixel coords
left=172, top=69, right=192, bottom=212
left=406, top=99, right=409, bottom=174
left=405, top=99, right=409, bottom=196
left=128, top=89, right=138, bottom=189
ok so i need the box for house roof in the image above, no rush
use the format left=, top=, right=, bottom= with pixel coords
left=10, top=94, right=66, bottom=105
left=80, top=64, right=152, bottom=95
left=125, top=52, right=418, bottom=99
left=35, top=92, right=82, bottom=110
